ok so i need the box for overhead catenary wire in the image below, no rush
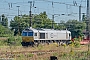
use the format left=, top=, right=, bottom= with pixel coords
left=0, top=0, right=86, bottom=13
left=34, top=0, right=86, bottom=8
left=0, top=0, right=86, bottom=22
left=34, top=0, right=86, bottom=18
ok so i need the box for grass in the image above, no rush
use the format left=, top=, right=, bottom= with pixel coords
left=0, top=37, right=8, bottom=40
left=0, top=44, right=89, bottom=60
left=0, top=36, right=90, bottom=60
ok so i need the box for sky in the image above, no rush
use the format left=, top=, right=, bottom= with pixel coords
left=0, top=0, right=87, bottom=26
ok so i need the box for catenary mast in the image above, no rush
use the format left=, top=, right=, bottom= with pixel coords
left=86, top=0, right=90, bottom=39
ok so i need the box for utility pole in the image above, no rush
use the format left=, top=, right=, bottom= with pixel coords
left=52, top=14, right=60, bottom=29
left=86, top=0, right=90, bottom=39
left=28, top=1, right=32, bottom=27
left=79, top=5, right=81, bottom=21
left=17, top=6, right=20, bottom=17
left=16, top=6, right=20, bottom=35
left=52, top=15, right=54, bottom=29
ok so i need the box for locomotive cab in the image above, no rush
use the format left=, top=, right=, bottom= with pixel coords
left=21, top=28, right=34, bottom=46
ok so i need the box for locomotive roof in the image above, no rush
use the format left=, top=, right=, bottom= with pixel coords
left=22, top=28, right=71, bottom=33
left=23, top=28, right=33, bottom=32
left=30, top=28, right=71, bottom=33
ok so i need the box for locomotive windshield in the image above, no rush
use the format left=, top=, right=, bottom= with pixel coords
left=22, top=32, right=27, bottom=36
left=22, top=31, right=33, bottom=36
left=28, top=32, right=33, bottom=36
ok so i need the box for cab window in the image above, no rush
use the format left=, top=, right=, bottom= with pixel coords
left=69, top=33, right=71, bottom=36
left=22, top=32, right=27, bottom=36
left=34, top=33, right=37, bottom=36
left=28, top=32, right=33, bottom=36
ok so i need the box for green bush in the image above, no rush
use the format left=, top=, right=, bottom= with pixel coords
left=0, top=36, right=22, bottom=46
left=87, top=51, right=90, bottom=56
left=0, top=40, right=7, bottom=46
left=74, top=41, right=80, bottom=48
left=0, top=24, right=13, bottom=37
left=14, top=36, right=22, bottom=46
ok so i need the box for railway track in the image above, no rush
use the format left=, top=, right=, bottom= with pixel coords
left=0, top=50, right=58, bottom=54
left=0, top=50, right=58, bottom=58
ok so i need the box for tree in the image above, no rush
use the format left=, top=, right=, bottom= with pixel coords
left=0, top=24, right=12, bottom=37
left=10, top=11, right=57, bottom=35
left=10, top=15, right=29, bottom=36
left=1, top=14, right=8, bottom=28
left=65, top=20, right=86, bottom=38
left=32, top=11, right=53, bottom=29
left=57, top=20, right=66, bottom=30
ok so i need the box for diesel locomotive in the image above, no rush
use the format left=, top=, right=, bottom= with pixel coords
left=21, top=27, right=71, bottom=46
